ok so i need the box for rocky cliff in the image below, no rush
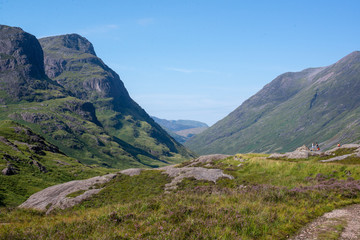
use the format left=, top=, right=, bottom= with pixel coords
left=0, top=25, right=65, bottom=102
left=0, top=25, right=193, bottom=169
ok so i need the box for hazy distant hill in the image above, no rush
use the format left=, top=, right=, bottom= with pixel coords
left=152, top=116, right=208, bottom=143
left=0, top=25, right=194, bottom=169
left=186, top=51, right=360, bottom=154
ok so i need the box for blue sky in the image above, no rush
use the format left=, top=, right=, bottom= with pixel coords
left=1, top=0, right=360, bottom=125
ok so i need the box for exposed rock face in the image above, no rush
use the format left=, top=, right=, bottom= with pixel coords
left=38, top=33, right=194, bottom=164
left=119, top=168, right=143, bottom=176
left=0, top=25, right=62, bottom=102
left=0, top=25, right=45, bottom=79
left=160, top=156, right=234, bottom=192
left=161, top=165, right=234, bottom=192
left=269, top=145, right=322, bottom=159
left=187, top=154, right=231, bottom=167
left=324, top=144, right=360, bottom=155
left=19, top=156, right=234, bottom=211
left=39, top=34, right=129, bottom=103
left=319, top=154, right=353, bottom=163
left=19, top=173, right=117, bottom=213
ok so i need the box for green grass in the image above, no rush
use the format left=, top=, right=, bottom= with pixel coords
left=2, top=153, right=360, bottom=239
left=0, top=120, right=112, bottom=207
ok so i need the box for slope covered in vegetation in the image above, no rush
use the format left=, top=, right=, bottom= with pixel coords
left=0, top=25, right=194, bottom=170
left=0, top=120, right=111, bottom=207
left=2, top=147, right=360, bottom=239
left=187, top=52, right=360, bottom=155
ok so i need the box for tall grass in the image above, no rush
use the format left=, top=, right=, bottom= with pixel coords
left=1, top=154, right=360, bottom=239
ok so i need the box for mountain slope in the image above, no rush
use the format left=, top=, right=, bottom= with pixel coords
left=0, top=25, right=193, bottom=169
left=0, top=120, right=110, bottom=207
left=152, top=116, right=208, bottom=143
left=39, top=34, right=194, bottom=164
left=186, top=51, right=360, bottom=154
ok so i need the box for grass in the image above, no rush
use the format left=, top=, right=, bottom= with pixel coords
left=0, top=120, right=112, bottom=207
left=1, top=153, right=360, bottom=239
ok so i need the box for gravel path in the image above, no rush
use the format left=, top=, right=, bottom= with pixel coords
left=289, top=204, right=360, bottom=240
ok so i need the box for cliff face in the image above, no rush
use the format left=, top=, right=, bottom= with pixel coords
left=0, top=25, right=193, bottom=168
left=39, top=34, right=193, bottom=163
left=0, top=25, right=63, bottom=102
left=0, top=25, right=45, bottom=79
left=39, top=34, right=130, bottom=104
left=186, top=51, right=360, bottom=154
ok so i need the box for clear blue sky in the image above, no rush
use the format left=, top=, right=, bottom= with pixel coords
left=1, top=0, right=359, bottom=125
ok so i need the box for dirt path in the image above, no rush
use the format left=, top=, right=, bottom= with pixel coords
left=289, top=204, right=360, bottom=240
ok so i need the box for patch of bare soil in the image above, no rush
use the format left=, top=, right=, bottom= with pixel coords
left=289, top=204, right=360, bottom=240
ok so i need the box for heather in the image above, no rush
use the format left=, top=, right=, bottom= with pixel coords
left=2, top=153, right=360, bottom=239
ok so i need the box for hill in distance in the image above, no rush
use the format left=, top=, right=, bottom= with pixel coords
left=0, top=25, right=194, bottom=170
left=186, top=51, right=360, bottom=155
left=152, top=116, right=209, bottom=143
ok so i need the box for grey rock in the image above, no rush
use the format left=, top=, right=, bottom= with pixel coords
left=187, top=154, right=231, bottom=167
left=19, top=173, right=117, bottom=213
left=119, top=168, right=143, bottom=176
left=2, top=164, right=18, bottom=175
left=269, top=145, right=323, bottom=159
left=325, top=144, right=360, bottom=155
left=320, top=154, right=354, bottom=163
left=30, top=160, right=48, bottom=173
left=160, top=165, right=234, bottom=192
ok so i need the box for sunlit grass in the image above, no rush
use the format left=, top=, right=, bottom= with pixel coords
left=1, top=153, right=360, bottom=239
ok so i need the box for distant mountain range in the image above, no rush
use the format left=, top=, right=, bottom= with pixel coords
left=186, top=51, right=360, bottom=154
left=151, top=117, right=208, bottom=143
left=0, top=25, right=194, bottom=170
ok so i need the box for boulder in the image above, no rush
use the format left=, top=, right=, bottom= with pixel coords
left=187, top=154, right=231, bottom=167
left=1, top=164, right=18, bottom=175
left=19, top=173, right=117, bottom=213
left=160, top=165, right=234, bottom=192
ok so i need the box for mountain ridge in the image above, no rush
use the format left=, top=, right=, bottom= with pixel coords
left=186, top=51, right=360, bottom=154
left=0, top=25, right=194, bottom=169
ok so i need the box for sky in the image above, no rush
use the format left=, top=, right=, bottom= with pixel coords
left=1, top=0, right=360, bottom=125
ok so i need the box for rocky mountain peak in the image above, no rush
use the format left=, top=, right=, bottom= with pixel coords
left=334, top=51, right=360, bottom=66
left=0, top=24, right=46, bottom=80
left=40, top=34, right=96, bottom=56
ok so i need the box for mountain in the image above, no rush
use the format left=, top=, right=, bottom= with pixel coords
left=152, top=116, right=208, bottom=143
left=186, top=51, right=360, bottom=154
left=0, top=25, right=194, bottom=169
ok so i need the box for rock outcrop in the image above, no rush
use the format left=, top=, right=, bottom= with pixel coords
left=161, top=165, right=234, bottom=192
left=160, top=155, right=234, bottom=192
left=19, top=173, right=117, bottom=213
left=268, top=145, right=323, bottom=159
left=19, top=155, right=234, bottom=212
left=0, top=24, right=64, bottom=102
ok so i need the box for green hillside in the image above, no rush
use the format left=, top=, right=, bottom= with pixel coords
left=152, top=116, right=209, bottom=143
left=0, top=120, right=111, bottom=207
left=0, top=25, right=194, bottom=170
left=186, top=51, right=360, bottom=154
left=2, top=149, right=360, bottom=239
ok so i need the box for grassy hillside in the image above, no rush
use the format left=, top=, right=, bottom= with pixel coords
left=0, top=25, right=194, bottom=170
left=38, top=34, right=194, bottom=165
left=2, top=150, right=360, bottom=239
left=152, top=116, right=209, bottom=143
left=186, top=52, right=360, bottom=155
left=0, top=120, right=111, bottom=207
